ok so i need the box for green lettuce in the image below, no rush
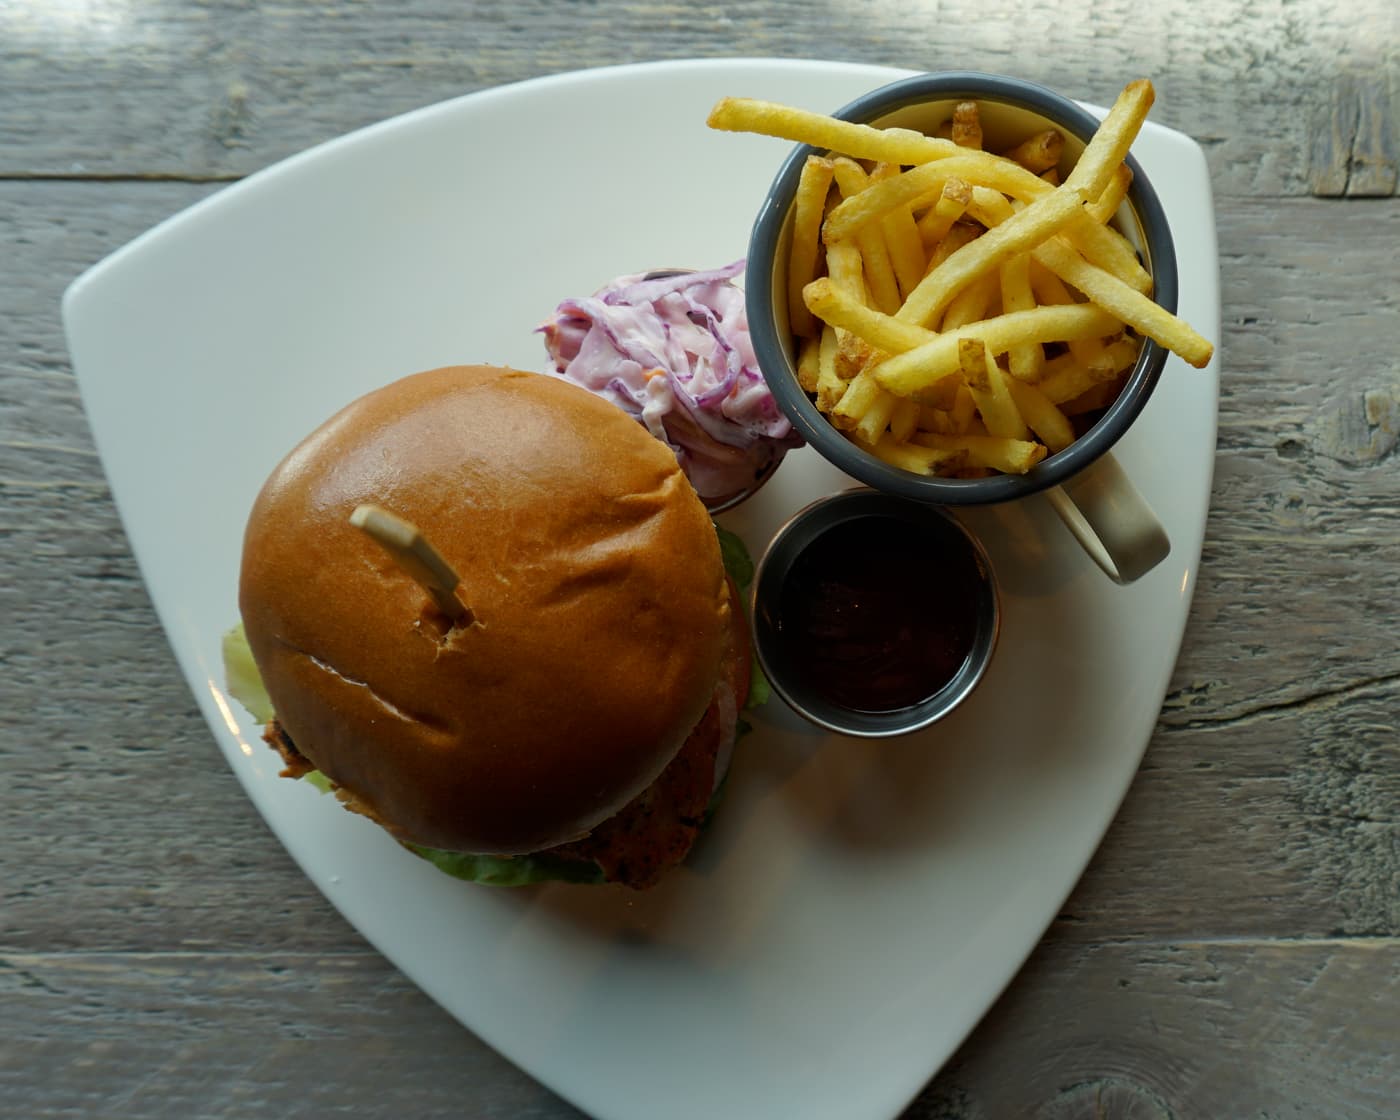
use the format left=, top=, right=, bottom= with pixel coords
left=221, top=622, right=275, bottom=724
left=714, top=523, right=769, bottom=710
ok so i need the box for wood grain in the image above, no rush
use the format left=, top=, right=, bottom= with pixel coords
left=0, top=0, right=1394, bottom=197
left=6, top=940, right=1393, bottom=1119
left=4, top=1, right=1398, bottom=1117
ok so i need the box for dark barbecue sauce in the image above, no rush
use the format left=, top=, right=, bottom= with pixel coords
left=775, top=515, right=981, bottom=714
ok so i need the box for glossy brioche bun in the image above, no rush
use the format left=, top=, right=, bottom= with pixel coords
left=239, top=365, right=731, bottom=855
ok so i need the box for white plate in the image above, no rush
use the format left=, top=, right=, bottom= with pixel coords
left=64, top=58, right=1219, bottom=1120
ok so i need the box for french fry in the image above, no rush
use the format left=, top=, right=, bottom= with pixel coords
left=1026, top=260, right=1112, bottom=368
left=998, top=252, right=1044, bottom=380
left=831, top=368, right=888, bottom=430
left=814, top=323, right=846, bottom=413
left=802, top=277, right=935, bottom=354
left=1062, top=375, right=1128, bottom=415
left=1038, top=340, right=1136, bottom=404
left=825, top=238, right=867, bottom=304
left=974, top=185, right=1150, bottom=295
left=832, top=158, right=902, bottom=315
left=924, top=220, right=981, bottom=273
left=707, top=97, right=959, bottom=165
left=952, top=101, right=983, bottom=149
left=965, top=183, right=1015, bottom=227
left=1031, top=235, right=1214, bottom=367
left=872, top=164, right=927, bottom=299
left=912, top=432, right=1049, bottom=474
left=874, top=303, right=1122, bottom=397
left=940, top=270, right=1000, bottom=331
left=916, top=177, right=973, bottom=248
left=1086, top=163, right=1133, bottom=224
left=836, top=330, right=881, bottom=380
left=855, top=431, right=967, bottom=475
left=894, top=184, right=1087, bottom=328
left=947, top=383, right=979, bottom=433
left=1004, top=128, right=1064, bottom=173
left=796, top=332, right=822, bottom=392
left=888, top=396, right=921, bottom=443
left=1005, top=377, right=1075, bottom=451
left=788, top=156, right=836, bottom=338
left=1064, top=215, right=1152, bottom=293
left=854, top=385, right=900, bottom=445
left=823, top=153, right=1008, bottom=244
left=1061, top=79, right=1154, bottom=201
left=959, top=338, right=1030, bottom=439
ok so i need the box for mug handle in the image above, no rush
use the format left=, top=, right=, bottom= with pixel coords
left=1043, top=452, right=1169, bottom=584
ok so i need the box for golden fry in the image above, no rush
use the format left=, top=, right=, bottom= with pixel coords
left=998, top=252, right=1043, bottom=380
left=951, top=101, right=983, bottom=149
left=831, top=368, right=887, bottom=429
left=856, top=431, right=967, bottom=475
left=912, top=432, right=1048, bottom=474
left=788, top=156, right=836, bottom=338
left=1038, top=338, right=1138, bottom=404
left=1064, top=216, right=1152, bottom=293
left=879, top=201, right=927, bottom=299
left=888, top=396, right=921, bottom=443
left=1062, top=375, right=1128, bottom=415
left=894, top=185, right=1087, bottom=328
left=1086, top=163, right=1133, bottom=224
left=1006, top=377, right=1075, bottom=452
left=825, top=238, right=867, bottom=304
left=836, top=329, right=880, bottom=380
left=958, top=338, right=1029, bottom=440
left=1061, top=79, right=1155, bottom=201
left=814, top=323, right=847, bottom=412
left=796, top=332, right=822, bottom=392
left=1032, top=235, right=1214, bottom=367
left=940, top=270, right=1000, bottom=331
left=706, top=97, right=957, bottom=164
left=924, top=221, right=981, bottom=273
left=802, top=277, right=935, bottom=354
left=832, top=159, right=902, bottom=315
left=948, top=383, right=978, bottom=433
left=916, top=177, right=973, bottom=248
left=1004, top=128, right=1064, bottom=173
left=874, top=304, right=1122, bottom=397
left=823, top=153, right=1003, bottom=244
left=854, top=387, right=899, bottom=445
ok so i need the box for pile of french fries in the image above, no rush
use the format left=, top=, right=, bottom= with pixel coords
left=708, top=80, right=1214, bottom=477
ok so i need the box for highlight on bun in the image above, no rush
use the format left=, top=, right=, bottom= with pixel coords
left=238, top=365, right=737, bottom=875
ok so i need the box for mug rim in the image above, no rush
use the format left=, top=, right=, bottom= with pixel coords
left=745, top=70, right=1179, bottom=505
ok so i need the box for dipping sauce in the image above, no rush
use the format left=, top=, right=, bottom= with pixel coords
left=773, top=514, right=982, bottom=714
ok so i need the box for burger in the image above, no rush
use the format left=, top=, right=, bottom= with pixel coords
left=225, top=364, right=758, bottom=889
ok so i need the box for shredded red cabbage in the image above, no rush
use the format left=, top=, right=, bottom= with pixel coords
left=538, top=262, right=802, bottom=506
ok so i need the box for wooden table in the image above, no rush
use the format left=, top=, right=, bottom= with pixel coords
left=6, top=3, right=1397, bottom=1116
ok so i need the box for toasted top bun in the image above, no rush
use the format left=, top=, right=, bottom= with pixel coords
left=239, top=365, right=731, bottom=855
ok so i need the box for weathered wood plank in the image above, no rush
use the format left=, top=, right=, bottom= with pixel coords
left=5, top=940, right=1395, bottom=1118
left=917, top=936, right=1399, bottom=1119
left=1, top=1, right=1397, bottom=197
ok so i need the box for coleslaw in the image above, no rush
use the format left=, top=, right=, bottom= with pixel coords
left=539, top=261, right=801, bottom=506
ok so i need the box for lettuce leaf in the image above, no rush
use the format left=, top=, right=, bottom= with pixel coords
left=714, top=523, right=769, bottom=710
left=221, top=622, right=275, bottom=724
